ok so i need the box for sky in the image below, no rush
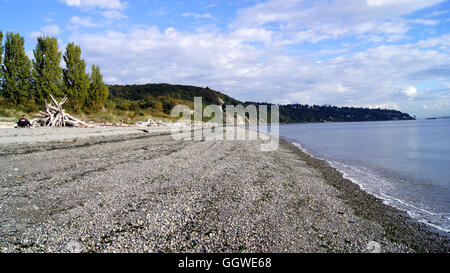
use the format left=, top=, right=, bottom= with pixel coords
left=0, top=0, right=449, bottom=118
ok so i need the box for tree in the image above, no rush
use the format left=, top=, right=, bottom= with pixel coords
left=32, top=36, right=63, bottom=104
left=1, top=32, right=32, bottom=106
left=0, top=31, right=3, bottom=91
left=63, top=42, right=90, bottom=111
left=89, top=64, right=109, bottom=110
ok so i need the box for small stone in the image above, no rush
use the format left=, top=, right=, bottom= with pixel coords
left=366, top=241, right=381, bottom=253
left=66, top=241, right=82, bottom=253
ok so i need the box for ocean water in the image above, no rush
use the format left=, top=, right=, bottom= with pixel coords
left=277, top=119, right=450, bottom=233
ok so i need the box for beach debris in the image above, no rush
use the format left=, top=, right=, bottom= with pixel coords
left=366, top=241, right=381, bottom=253
left=66, top=241, right=82, bottom=253
left=33, top=94, right=87, bottom=127
left=136, top=117, right=171, bottom=127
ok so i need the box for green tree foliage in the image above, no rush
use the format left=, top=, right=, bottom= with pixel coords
left=63, top=42, right=90, bottom=111
left=89, top=64, right=109, bottom=110
left=108, top=84, right=415, bottom=122
left=273, top=103, right=415, bottom=122
left=0, top=31, right=4, bottom=85
left=32, top=36, right=63, bottom=104
left=1, top=31, right=107, bottom=113
left=1, top=32, right=32, bottom=106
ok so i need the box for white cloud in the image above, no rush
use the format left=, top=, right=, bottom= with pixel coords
left=30, top=25, right=61, bottom=38
left=182, top=12, right=215, bottom=20
left=70, top=16, right=97, bottom=27
left=411, top=19, right=439, bottom=25
left=402, top=86, right=418, bottom=97
left=69, top=26, right=267, bottom=97
left=41, top=25, right=61, bottom=35
left=366, top=0, right=416, bottom=6
left=101, top=10, right=127, bottom=20
left=230, top=28, right=274, bottom=44
left=375, top=103, right=400, bottom=110
left=29, top=32, right=42, bottom=39
left=422, top=102, right=450, bottom=112
left=427, top=10, right=449, bottom=17
left=68, top=11, right=127, bottom=29
left=353, top=102, right=400, bottom=110
left=414, top=33, right=450, bottom=48
left=69, top=25, right=450, bottom=111
left=63, top=0, right=449, bottom=117
left=230, top=0, right=444, bottom=43
left=63, top=0, right=126, bottom=10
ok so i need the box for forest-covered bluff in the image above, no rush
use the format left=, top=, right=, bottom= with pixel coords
left=108, top=83, right=415, bottom=123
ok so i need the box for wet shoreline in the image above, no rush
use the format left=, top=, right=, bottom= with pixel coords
left=280, top=138, right=449, bottom=251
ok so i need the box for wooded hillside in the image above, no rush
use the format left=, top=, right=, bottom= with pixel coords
left=108, top=84, right=415, bottom=123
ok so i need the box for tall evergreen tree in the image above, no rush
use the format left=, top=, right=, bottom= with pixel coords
left=0, top=31, right=4, bottom=91
left=63, top=42, right=90, bottom=111
left=2, top=32, right=32, bottom=106
left=89, top=64, right=109, bottom=110
left=32, top=36, right=63, bottom=104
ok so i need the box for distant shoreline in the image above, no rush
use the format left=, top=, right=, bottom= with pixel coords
left=278, top=118, right=418, bottom=125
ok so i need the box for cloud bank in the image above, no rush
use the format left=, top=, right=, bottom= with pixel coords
left=58, top=0, right=450, bottom=117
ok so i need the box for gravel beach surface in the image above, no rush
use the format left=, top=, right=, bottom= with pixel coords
left=0, top=127, right=448, bottom=253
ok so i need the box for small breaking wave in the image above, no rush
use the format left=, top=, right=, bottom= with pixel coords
left=290, top=140, right=450, bottom=234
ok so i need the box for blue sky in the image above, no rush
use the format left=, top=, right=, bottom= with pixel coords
left=1, top=0, right=449, bottom=118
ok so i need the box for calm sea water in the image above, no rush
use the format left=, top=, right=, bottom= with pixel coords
left=277, top=119, right=450, bottom=233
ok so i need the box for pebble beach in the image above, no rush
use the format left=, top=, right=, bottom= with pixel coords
left=0, top=126, right=448, bottom=253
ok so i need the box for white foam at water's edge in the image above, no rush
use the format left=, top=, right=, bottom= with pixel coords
left=290, top=141, right=450, bottom=234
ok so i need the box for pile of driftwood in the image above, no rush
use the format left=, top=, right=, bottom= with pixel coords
left=34, top=94, right=87, bottom=127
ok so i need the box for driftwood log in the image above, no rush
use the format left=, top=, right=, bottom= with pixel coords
left=32, top=94, right=87, bottom=127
